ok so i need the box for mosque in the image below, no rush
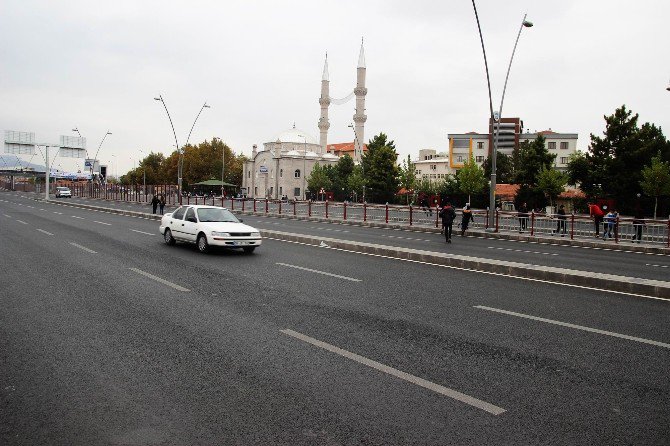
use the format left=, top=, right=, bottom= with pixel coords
left=242, top=41, right=368, bottom=200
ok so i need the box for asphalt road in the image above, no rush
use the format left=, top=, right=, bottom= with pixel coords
left=28, top=193, right=670, bottom=281
left=1, top=191, right=669, bottom=445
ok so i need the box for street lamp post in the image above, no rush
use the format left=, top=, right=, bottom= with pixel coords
left=471, top=1, right=532, bottom=230
left=91, top=131, right=112, bottom=182
left=154, top=97, right=210, bottom=204
left=348, top=123, right=365, bottom=203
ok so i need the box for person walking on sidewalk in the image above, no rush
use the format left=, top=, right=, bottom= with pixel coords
left=151, top=194, right=159, bottom=214
left=602, top=209, right=617, bottom=240
left=460, top=204, right=474, bottom=236
left=518, top=202, right=529, bottom=233
left=555, top=204, right=567, bottom=236
left=439, top=202, right=456, bottom=243
left=632, top=210, right=645, bottom=243
left=159, top=194, right=166, bottom=215
left=588, top=202, right=605, bottom=237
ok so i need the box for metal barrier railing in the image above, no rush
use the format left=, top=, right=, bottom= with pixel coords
left=2, top=178, right=669, bottom=248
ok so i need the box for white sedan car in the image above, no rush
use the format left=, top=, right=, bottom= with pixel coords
left=159, top=205, right=262, bottom=253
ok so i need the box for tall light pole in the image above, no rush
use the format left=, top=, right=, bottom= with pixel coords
left=348, top=123, right=365, bottom=203
left=91, top=131, right=112, bottom=182
left=297, top=134, right=308, bottom=200
left=154, top=97, right=210, bottom=204
left=154, top=95, right=181, bottom=203
left=471, top=2, right=532, bottom=230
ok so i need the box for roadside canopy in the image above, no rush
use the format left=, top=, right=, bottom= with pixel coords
left=191, top=179, right=237, bottom=187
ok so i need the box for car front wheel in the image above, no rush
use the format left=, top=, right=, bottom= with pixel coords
left=164, top=228, right=176, bottom=246
left=197, top=234, right=210, bottom=253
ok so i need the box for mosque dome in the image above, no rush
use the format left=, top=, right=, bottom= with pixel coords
left=285, top=150, right=301, bottom=157
left=276, top=127, right=317, bottom=144
left=305, top=151, right=319, bottom=158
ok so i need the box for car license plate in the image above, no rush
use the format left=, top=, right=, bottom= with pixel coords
left=233, top=241, right=250, bottom=245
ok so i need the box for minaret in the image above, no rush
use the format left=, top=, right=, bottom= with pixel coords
left=318, top=52, right=330, bottom=153
left=353, top=39, right=367, bottom=164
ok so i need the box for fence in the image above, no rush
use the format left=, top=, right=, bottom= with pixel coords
left=2, top=178, right=669, bottom=247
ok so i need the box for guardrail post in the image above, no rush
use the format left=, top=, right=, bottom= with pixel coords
left=570, top=213, right=575, bottom=240
left=409, top=205, right=413, bottom=226
left=364, top=202, right=367, bottom=222
left=278, top=200, right=282, bottom=214
left=293, top=200, right=296, bottom=216
left=530, top=211, right=535, bottom=236
left=485, top=209, right=489, bottom=229
left=344, top=202, right=347, bottom=221
left=308, top=200, right=312, bottom=217
left=242, top=199, right=245, bottom=212
left=265, top=198, right=268, bottom=214
left=325, top=200, right=329, bottom=219
left=385, top=204, right=389, bottom=224
left=253, top=199, right=257, bottom=213
left=495, top=209, right=499, bottom=232
left=667, top=218, right=670, bottom=248
left=231, top=197, right=235, bottom=211
left=435, top=206, right=439, bottom=228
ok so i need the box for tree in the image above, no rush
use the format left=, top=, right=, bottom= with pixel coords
left=347, top=165, right=365, bottom=202
left=398, top=155, right=417, bottom=204
left=640, top=153, right=670, bottom=219
left=482, top=152, right=515, bottom=184
left=457, top=155, right=487, bottom=204
left=307, top=162, right=332, bottom=197
left=566, top=151, right=590, bottom=187
left=568, top=105, right=670, bottom=212
left=514, top=135, right=556, bottom=187
left=361, top=133, right=400, bottom=203
left=536, top=166, right=568, bottom=208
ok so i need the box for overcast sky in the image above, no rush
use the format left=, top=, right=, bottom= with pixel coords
left=1, top=0, right=669, bottom=175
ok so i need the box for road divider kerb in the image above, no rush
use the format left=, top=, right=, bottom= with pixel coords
left=263, top=229, right=670, bottom=300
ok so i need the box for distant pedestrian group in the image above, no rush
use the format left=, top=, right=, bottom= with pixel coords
left=151, top=194, right=166, bottom=215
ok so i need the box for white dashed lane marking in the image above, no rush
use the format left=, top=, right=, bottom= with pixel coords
left=72, top=216, right=85, bottom=219
left=16, top=220, right=28, bottom=225
left=69, top=242, right=97, bottom=254
left=281, top=329, right=505, bottom=415
left=36, top=229, right=54, bottom=235
left=646, top=264, right=669, bottom=268
left=488, top=246, right=557, bottom=256
left=276, top=262, right=361, bottom=282
left=92, top=220, right=112, bottom=226
left=130, top=229, right=155, bottom=236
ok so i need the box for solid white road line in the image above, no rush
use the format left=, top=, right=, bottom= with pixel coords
left=92, top=220, right=112, bottom=226
left=474, top=305, right=670, bottom=349
left=69, top=242, right=97, bottom=254
left=130, top=229, right=155, bottom=236
left=16, top=220, right=28, bottom=225
left=129, top=268, right=190, bottom=292
left=36, top=229, right=54, bottom=236
left=276, top=262, right=361, bottom=282
left=280, top=329, right=505, bottom=415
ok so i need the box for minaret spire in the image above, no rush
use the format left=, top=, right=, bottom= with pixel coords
left=318, top=51, right=331, bottom=152
left=353, top=38, right=367, bottom=164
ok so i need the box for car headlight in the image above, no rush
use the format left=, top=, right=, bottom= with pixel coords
left=251, top=232, right=261, bottom=237
left=211, top=231, right=230, bottom=237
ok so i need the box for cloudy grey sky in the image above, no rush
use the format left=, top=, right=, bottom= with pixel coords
left=1, top=0, right=668, bottom=175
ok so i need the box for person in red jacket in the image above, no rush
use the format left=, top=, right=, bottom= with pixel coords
left=588, top=202, right=605, bottom=237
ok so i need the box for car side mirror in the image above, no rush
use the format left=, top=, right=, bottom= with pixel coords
left=238, top=219, right=243, bottom=222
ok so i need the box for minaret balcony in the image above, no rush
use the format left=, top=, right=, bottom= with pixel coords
left=354, top=87, right=368, bottom=96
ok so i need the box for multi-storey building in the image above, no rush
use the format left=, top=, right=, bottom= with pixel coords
left=413, top=149, right=451, bottom=182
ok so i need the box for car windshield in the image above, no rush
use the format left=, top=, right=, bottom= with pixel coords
left=197, top=208, right=239, bottom=223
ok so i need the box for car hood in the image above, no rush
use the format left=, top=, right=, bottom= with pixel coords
left=197, top=222, right=260, bottom=233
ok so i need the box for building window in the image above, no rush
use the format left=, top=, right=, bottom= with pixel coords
left=560, top=157, right=568, bottom=164
left=279, top=187, right=282, bottom=195
left=476, top=156, right=484, bottom=163
left=477, top=142, right=484, bottom=149
left=254, top=187, right=258, bottom=195
left=560, top=142, right=568, bottom=150
left=247, top=170, right=250, bottom=178
left=294, top=187, right=300, bottom=197
left=457, top=156, right=463, bottom=162
left=280, top=169, right=283, bottom=177
left=548, top=142, right=556, bottom=150
left=431, top=164, right=437, bottom=170
left=294, top=169, right=301, bottom=178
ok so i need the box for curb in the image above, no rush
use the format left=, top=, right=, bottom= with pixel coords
left=261, top=229, right=670, bottom=300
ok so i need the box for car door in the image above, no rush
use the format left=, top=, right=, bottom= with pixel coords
left=168, top=206, right=187, bottom=240
left=182, top=207, right=199, bottom=242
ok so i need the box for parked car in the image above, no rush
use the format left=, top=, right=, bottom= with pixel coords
left=159, top=205, right=261, bottom=253
left=55, top=186, right=72, bottom=198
